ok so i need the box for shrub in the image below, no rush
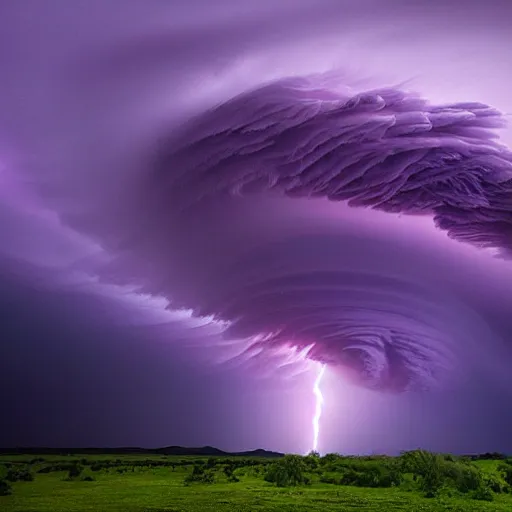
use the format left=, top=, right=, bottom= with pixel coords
left=192, top=464, right=203, bottom=476
left=400, top=450, right=446, bottom=497
left=201, top=470, right=215, bottom=484
left=321, top=453, right=341, bottom=465
left=6, top=468, right=34, bottom=482
left=38, top=463, right=75, bottom=474
left=477, top=452, right=505, bottom=461
left=483, top=473, right=507, bottom=494
left=0, top=479, right=12, bottom=496
left=498, top=463, right=512, bottom=487
left=223, top=464, right=234, bottom=477
left=451, top=464, right=483, bottom=493
left=339, top=464, right=402, bottom=488
left=304, top=454, right=320, bottom=471
left=400, top=449, right=496, bottom=498
left=67, top=463, right=83, bottom=479
left=81, top=475, right=95, bottom=482
left=472, top=485, right=494, bottom=501
left=264, top=455, right=307, bottom=487
left=319, top=473, right=337, bottom=484
left=183, top=464, right=215, bottom=485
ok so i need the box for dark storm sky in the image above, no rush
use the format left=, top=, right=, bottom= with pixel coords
left=1, top=0, right=512, bottom=454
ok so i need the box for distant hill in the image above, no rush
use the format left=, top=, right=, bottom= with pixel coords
left=0, top=446, right=284, bottom=458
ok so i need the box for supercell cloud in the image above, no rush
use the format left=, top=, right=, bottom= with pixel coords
left=1, top=0, right=512, bottom=450
left=117, top=77, right=511, bottom=392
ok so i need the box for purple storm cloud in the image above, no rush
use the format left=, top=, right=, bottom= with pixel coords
left=1, top=0, right=512, bottom=452
left=161, top=79, right=512, bottom=255
left=93, top=77, right=510, bottom=392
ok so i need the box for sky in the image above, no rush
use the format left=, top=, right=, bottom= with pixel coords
left=1, top=0, right=512, bottom=454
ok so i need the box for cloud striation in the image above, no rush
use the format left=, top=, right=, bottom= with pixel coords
left=93, top=76, right=512, bottom=392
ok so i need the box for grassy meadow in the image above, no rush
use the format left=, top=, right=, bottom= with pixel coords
left=1, top=451, right=512, bottom=511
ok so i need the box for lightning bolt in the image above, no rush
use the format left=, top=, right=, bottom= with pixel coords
left=312, top=363, right=326, bottom=453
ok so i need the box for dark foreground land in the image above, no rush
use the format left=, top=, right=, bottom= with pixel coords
left=1, top=449, right=512, bottom=511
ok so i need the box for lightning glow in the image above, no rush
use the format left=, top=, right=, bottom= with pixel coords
left=312, top=363, right=326, bottom=453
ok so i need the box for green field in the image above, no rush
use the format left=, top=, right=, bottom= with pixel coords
left=1, top=452, right=512, bottom=511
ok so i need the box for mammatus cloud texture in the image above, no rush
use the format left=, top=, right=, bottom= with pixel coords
left=1, top=0, right=512, bottom=451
